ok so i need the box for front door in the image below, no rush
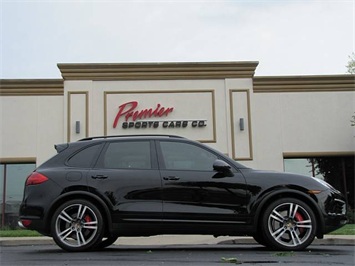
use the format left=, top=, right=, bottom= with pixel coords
left=157, top=140, right=248, bottom=224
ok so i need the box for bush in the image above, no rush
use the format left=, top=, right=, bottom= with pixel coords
left=347, top=208, right=355, bottom=224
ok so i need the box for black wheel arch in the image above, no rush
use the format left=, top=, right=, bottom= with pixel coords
left=44, top=191, right=113, bottom=236
left=252, top=188, right=325, bottom=238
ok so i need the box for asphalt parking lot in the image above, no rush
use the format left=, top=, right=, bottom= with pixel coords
left=0, top=235, right=354, bottom=266
left=1, top=243, right=354, bottom=266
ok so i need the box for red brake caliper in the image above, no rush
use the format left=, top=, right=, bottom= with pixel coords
left=84, top=215, right=92, bottom=223
left=295, top=212, right=304, bottom=234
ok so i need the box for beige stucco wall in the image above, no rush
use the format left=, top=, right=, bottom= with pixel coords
left=252, top=91, right=355, bottom=171
left=0, top=96, right=64, bottom=165
left=1, top=63, right=354, bottom=171
left=64, top=78, right=254, bottom=159
left=63, top=77, right=355, bottom=173
left=1, top=81, right=354, bottom=170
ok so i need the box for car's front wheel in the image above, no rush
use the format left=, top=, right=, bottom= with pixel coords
left=51, top=199, right=104, bottom=252
left=253, top=233, right=267, bottom=247
left=261, top=198, right=317, bottom=251
left=94, top=234, right=120, bottom=249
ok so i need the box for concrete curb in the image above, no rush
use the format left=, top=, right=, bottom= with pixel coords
left=218, top=236, right=355, bottom=246
left=1, top=235, right=354, bottom=247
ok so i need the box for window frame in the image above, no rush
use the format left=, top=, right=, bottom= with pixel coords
left=0, top=161, right=36, bottom=228
left=94, top=140, right=158, bottom=170
left=156, top=139, right=228, bottom=172
left=65, top=143, right=105, bottom=168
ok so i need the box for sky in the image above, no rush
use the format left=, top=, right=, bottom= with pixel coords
left=1, top=0, right=354, bottom=79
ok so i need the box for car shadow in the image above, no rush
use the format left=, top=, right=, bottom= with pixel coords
left=29, top=243, right=348, bottom=255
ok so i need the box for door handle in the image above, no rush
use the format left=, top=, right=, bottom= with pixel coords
left=91, top=175, right=108, bottom=180
left=163, top=176, right=180, bottom=181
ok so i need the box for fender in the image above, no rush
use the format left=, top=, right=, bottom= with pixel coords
left=252, top=188, right=325, bottom=236
left=45, top=190, right=114, bottom=234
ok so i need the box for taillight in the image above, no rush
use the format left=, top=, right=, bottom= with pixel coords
left=26, top=172, right=49, bottom=186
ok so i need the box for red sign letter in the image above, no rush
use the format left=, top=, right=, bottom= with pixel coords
left=112, top=101, right=138, bottom=128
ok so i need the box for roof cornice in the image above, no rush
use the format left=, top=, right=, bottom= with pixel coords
left=57, top=61, right=259, bottom=80
left=253, top=74, right=355, bottom=93
left=0, top=79, right=64, bottom=96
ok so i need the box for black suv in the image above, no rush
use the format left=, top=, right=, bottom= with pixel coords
left=19, top=135, right=347, bottom=251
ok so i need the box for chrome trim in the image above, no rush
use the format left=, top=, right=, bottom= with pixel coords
left=18, top=220, right=25, bottom=229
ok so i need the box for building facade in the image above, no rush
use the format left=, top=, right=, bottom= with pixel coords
left=1, top=61, right=354, bottom=227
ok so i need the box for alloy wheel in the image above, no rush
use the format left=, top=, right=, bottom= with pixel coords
left=52, top=200, right=103, bottom=251
left=267, top=202, right=313, bottom=248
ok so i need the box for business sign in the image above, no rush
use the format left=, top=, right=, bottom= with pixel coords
left=113, top=101, right=207, bottom=129
left=104, top=91, right=215, bottom=142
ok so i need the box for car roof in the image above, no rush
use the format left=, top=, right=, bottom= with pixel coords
left=55, top=135, right=186, bottom=153
left=78, top=134, right=186, bottom=142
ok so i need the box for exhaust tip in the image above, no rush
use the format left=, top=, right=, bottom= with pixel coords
left=18, top=220, right=25, bottom=229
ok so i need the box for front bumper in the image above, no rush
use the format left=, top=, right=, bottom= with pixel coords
left=321, top=190, right=348, bottom=234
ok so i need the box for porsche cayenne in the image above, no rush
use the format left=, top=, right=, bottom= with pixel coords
left=18, top=135, right=347, bottom=251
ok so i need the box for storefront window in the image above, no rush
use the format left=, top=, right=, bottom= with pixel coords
left=0, top=163, right=36, bottom=228
left=284, top=156, right=354, bottom=221
left=284, top=158, right=324, bottom=179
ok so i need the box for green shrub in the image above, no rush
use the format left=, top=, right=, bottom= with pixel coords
left=347, top=208, right=355, bottom=224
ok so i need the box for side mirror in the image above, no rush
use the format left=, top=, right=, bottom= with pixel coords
left=213, top=159, right=233, bottom=175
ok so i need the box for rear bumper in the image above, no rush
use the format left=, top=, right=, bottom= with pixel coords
left=19, top=203, right=50, bottom=235
left=18, top=216, right=51, bottom=236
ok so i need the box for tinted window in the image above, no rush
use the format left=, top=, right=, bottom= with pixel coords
left=67, top=144, right=102, bottom=168
left=160, top=141, right=217, bottom=171
left=103, top=141, right=151, bottom=169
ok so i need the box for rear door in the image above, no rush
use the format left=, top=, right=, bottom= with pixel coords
left=88, top=140, right=162, bottom=223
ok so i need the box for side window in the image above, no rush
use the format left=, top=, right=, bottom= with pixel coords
left=103, top=141, right=151, bottom=169
left=160, top=141, right=217, bottom=171
left=67, top=144, right=102, bottom=168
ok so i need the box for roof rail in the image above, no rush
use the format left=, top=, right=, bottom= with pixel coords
left=78, top=134, right=185, bottom=141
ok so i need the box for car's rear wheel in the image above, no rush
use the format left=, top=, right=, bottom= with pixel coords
left=261, top=198, right=316, bottom=251
left=51, top=199, right=104, bottom=252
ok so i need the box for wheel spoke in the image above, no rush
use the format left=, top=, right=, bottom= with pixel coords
left=58, top=210, right=73, bottom=224
left=271, top=210, right=284, bottom=223
left=77, top=204, right=87, bottom=220
left=83, top=220, right=98, bottom=230
left=290, top=230, right=302, bottom=245
left=76, top=231, right=87, bottom=246
left=296, top=219, right=312, bottom=229
left=58, top=227, right=73, bottom=241
left=272, top=226, right=287, bottom=240
left=290, top=204, right=299, bottom=219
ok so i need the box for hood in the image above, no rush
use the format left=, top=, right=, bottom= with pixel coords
left=240, top=168, right=335, bottom=192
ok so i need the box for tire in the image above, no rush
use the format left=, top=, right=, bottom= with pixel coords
left=253, top=233, right=267, bottom=247
left=94, top=234, right=119, bottom=250
left=261, top=198, right=316, bottom=251
left=51, top=199, right=104, bottom=252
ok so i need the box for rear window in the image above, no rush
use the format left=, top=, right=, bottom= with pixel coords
left=67, top=144, right=102, bottom=168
